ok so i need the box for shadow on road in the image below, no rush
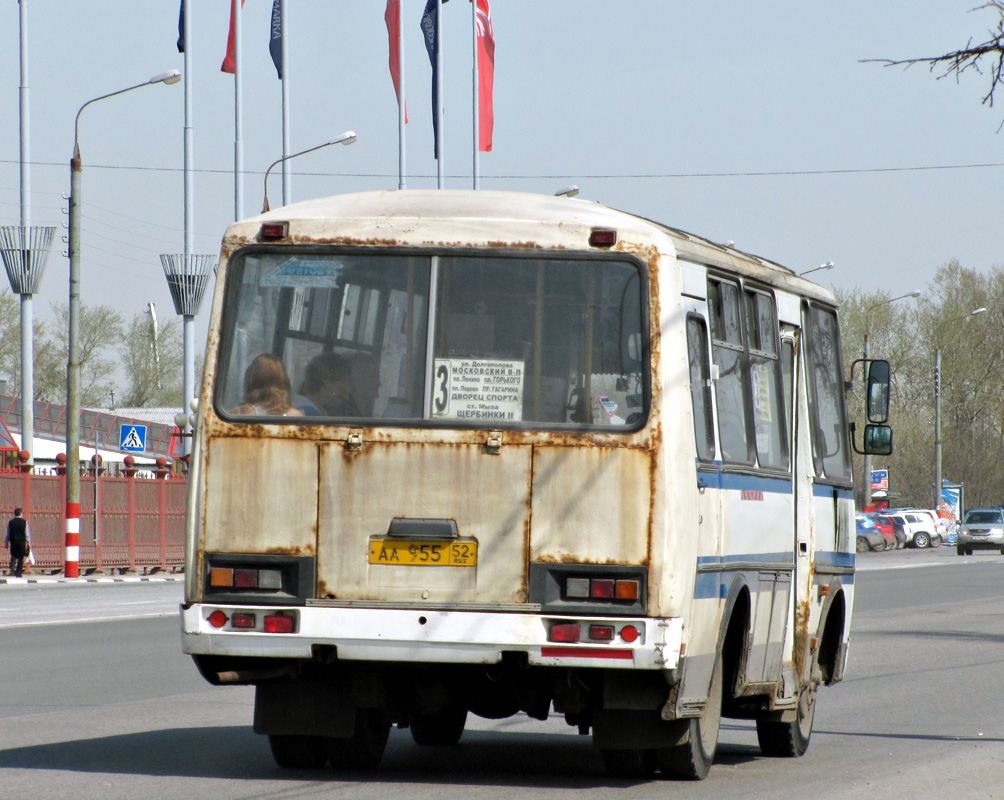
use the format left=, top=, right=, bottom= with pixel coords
left=0, top=724, right=768, bottom=786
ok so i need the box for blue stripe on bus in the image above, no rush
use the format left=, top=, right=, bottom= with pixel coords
left=693, top=551, right=854, bottom=599
left=697, top=470, right=793, bottom=494
left=812, top=483, right=855, bottom=499
left=697, top=468, right=854, bottom=501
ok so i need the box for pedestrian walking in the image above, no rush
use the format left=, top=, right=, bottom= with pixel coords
left=5, top=507, right=29, bottom=578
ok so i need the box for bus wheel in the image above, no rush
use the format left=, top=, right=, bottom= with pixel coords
left=410, top=702, right=468, bottom=746
left=326, top=709, right=391, bottom=770
left=756, top=670, right=817, bottom=757
left=268, top=734, right=327, bottom=769
left=601, top=748, right=657, bottom=779
left=657, top=656, right=722, bottom=780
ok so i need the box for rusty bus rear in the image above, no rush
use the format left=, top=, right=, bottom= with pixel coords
left=181, top=190, right=858, bottom=779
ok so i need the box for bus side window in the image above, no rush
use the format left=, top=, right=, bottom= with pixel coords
left=708, top=279, right=754, bottom=465
left=686, top=315, right=715, bottom=462
left=804, top=304, right=852, bottom=482
left=745, top=289, right=789, bottom=472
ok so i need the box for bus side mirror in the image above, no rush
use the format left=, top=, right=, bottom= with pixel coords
left=863, top=424, right=892, bottom=456
left=867, top=360, right=890, bottom=424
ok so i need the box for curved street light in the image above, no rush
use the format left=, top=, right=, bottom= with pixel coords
left=933, top=307, right=987, bottom=512
left=262, top=131, right=357, bottom=213
left=65, top=69, right=180, bottom=578
left=862, top=290, right=921, bottom=508
left=799, top=261, right=835, bottom=277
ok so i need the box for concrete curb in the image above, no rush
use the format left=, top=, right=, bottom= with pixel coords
left=0, top=573, right=184, bottom=586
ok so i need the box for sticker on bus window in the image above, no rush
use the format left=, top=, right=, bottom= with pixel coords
left=432, top=358, right=524, bottom=422
left=261, top=258, right=343, bottom=288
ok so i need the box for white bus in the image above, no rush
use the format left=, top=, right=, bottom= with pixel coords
left=181, top=190, right=891, bottom=780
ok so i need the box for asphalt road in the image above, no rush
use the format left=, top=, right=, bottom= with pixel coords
left=1, top=551, right=1003, bottom=799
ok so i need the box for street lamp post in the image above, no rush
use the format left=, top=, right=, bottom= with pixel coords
left=862, top=290, right=921, bottom=508
left=261, top=131, right=357, bottom=212
left=933, top=307, right=987, bottom=512
left=65, top=69, right=180, bottom=578
left=799, top=260, right=835, bottom=277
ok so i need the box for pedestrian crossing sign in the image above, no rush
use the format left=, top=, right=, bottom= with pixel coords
left=120, top=424, right=148, bottom=453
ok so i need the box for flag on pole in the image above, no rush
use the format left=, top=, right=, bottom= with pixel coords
left=385, top=0, right=408, bottom=122
left=177, top=0, right=185, bottom=53
left=473, top=0, right=494, bottom=152
left=421, top=0, right=449, bottom=157
left=269, top=0, right=283, bottom=79
left=222, top=0, right=246, bottom=74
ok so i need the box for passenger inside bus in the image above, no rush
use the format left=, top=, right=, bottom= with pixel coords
left=231, top=353, right=304, bottom=417
left=294, top=352, right=353, bottom=416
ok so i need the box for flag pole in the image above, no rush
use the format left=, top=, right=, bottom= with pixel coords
left=398, top=0, right=407, bottom=190
left=436, top=0, right=444, bottom=189
left=472, top=0, right=479, bottom=189
left=280, top=0, right=292, bottom=206
left=233, top=0, right=244, bottom=220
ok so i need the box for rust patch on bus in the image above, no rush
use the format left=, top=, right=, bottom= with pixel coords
left=533, top=553, right=649, bottom=566
left=263, top=545, right=315, bottom=557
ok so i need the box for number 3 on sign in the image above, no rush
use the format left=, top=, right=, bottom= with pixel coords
left=435, top=362, right=450, bottom=414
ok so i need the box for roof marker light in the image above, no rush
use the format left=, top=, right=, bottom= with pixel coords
left=589, top=228, right=617, bottom=248
left=259, top=221, right=289, bottom=241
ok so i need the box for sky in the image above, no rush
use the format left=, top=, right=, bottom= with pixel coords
left=3, top=0, right=1004, bottom=369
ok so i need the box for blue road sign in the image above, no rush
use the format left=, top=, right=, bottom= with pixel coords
left=120, top=424, right=148, bottom=453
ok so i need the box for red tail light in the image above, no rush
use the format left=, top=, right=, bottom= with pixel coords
left=208, top=610, right=228, bottom=628
left=548, top=622, right=581, bottom=643
left=264, top=614, right=295, bottom=634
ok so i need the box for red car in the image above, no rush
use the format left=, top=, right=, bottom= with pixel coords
left=868, top=514, right=900, bottom=549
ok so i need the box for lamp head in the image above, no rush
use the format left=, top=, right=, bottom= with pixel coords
left=332, top=131, right=357, bottom=146
left=150, top=69, right=182, bottom=86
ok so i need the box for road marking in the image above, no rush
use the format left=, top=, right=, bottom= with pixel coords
left=0, top=611, right=178, bottom=629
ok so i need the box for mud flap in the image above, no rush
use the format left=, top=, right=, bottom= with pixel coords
left=593, top=709, right=691, bottom=749
left=254, top=682, right=357, bottom=738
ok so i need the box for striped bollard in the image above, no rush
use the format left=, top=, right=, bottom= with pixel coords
left=65, top=502, right=80, bottom=578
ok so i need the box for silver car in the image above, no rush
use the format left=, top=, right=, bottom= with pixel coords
left=957, top=508, right=1004, bottom=556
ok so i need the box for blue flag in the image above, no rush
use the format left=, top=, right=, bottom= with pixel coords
left=421, top=0, right=449, bottom=157
left=177, top=0, right=185, bottom=53
left=269, top=0, right=283, bottom=79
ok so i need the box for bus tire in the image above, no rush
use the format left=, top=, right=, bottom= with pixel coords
left=656, top=654, right=722, bottom=780
left=326, top=709, right=391, bottom=771
left=268, top=734, right=327, bottom=769
left=755, top=673, right=817, bottom=758
left=601, top=748, right=657, bottom=779
left=409, top=702, right=468, bottom=746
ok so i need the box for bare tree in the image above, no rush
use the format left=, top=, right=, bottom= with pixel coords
left=865, top=2, right=1004, bottom=118
left=118, top=312, right=183, bottom=407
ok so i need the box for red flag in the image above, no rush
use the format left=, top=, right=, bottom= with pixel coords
left=385, top=0, right=408, bottom=122
left=474, top=0, right=494, bottom=152
left=221, top=0, right=247, bottom=74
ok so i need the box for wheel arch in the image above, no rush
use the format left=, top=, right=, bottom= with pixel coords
left=815, top=581, right=847, bottom=685
left=720, top=575, right=752, bottom=709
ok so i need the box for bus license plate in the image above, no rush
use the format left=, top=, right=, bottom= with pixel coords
left=369, top=539, right=478, bottom=567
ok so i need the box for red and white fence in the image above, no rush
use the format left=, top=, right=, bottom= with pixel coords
left=1, top=459, right=187, bottom=575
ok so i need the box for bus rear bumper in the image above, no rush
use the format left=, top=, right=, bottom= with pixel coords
left=181, top=603, right=683, bottom=670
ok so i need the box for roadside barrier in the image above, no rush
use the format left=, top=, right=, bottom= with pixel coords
left=0, top=454, right=186, bottom=574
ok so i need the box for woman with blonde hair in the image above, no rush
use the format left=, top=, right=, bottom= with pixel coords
left=232, top=353, right=303, bottom=416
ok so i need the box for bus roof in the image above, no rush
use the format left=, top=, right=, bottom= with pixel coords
left=224, top=190, right=836, bottom=304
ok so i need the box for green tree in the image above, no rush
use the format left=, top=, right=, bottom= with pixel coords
left=33, top=302, right=124, bottom=407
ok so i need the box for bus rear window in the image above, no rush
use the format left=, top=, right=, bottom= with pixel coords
left=215, top=250, right=647, bottom=430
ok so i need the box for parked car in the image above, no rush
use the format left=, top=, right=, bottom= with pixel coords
left=869, top=513, right=905, bottom=548
left=957, top=508, right=1004, bottom=555
left=882, top=511, right=942, bottom=549
left=856, top=514, right=888, bottom=552
left=867, top=511, right=899, bottom=550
